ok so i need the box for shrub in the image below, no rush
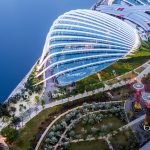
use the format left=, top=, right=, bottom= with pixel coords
left=1, top=127, right=19, bottom=143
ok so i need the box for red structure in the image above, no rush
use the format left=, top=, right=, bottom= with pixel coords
left=133, top=83, right=144, bottom=110
left=142, top=92, right=150, bottom=127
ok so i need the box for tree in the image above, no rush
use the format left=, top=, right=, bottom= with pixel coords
left=47, top=91, right=52, bottom=99
left=69, top=130, right=75, bottom=138
left=2, top=116, right=10, bottom=124
left=34, top=96, right=40, bottom=104
left=88, top=118, right=95, bottom=125
left=81, top=128, right=87, bottom=135
left=1, top=127, right=19, bottom=143
left=19, top=104, right=24, bottom=113
left=91, top=127, right=98, bottom=135
left=11, top=117, right=21, bottom=128
left=63, top=142, right=70, bottom=149
left=41, top=100, right=45, bottom=109
left=9, top=106, right=16, bottom=114
left=50, top=136, right=58, bottom=144
left=0, top=103, right=10, bottom=118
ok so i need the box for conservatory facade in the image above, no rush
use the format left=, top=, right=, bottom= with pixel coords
left=37, top=9, right=140, bottom=86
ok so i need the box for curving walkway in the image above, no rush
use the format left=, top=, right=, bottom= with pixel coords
left=35, top=100, right=145, bottom=150
left=35, top=101, right=123, bottom=150
left=25, top=62, right=150, bottom=126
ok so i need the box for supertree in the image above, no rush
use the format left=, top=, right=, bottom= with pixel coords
left=133, top=83, right=144, bottom=111
left=142, top=92, right=150, bottom=128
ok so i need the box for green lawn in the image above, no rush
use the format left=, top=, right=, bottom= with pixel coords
left=69, top=140, right=109, bottom=150
left=119, top=71, right=137, bottom=81
left=10, top=105, right=63, bottom=150
left=105, top=78, right=118, bottom=85
left=110, top=129, right=139, bottom=150
left=77, top=50, right=150, bottom=85
left=74, top=114, right=125, bottom=137
left=10, top=99, right=112, bottom=150
left=100, top=51, right=150, bottom=80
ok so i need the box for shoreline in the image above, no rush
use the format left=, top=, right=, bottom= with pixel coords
left=4, top=60, right=38, bottom=103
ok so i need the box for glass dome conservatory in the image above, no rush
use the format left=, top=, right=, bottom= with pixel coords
left=37, top=9, right=140, bottom=86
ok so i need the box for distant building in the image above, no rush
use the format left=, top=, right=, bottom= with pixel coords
left=94, top=5, right=150, bottom=40
left=93, top=0, right=150, bottom=8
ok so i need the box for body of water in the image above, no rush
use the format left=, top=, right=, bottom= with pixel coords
left=0, top=0, right=97, bottom=102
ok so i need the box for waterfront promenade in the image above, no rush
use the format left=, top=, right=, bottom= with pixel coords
left=1, top=59, right=150, bottom=131
left=0, top=58, right=150, bottom=134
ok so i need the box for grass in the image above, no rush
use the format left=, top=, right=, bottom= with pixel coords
left=78, top=50, right=150, bottom=85
left=110, top=129, right=139, bottom=150
left=69, top=140, right=109, bottom=150
left=74, top=114, right=125, bottom=137
left=119, top=71, right=137, bottom=81
left=10, top=105, right=63, bottom=150
left=135, top=66, right=145, bottom=73
left=10, top=95, right=111, bottom=150
left=100, top=51, right=150, bottom=80
left=105, top=78, right=118, bottom=85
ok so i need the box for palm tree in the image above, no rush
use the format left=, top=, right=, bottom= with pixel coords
left=2, top=116, right=10, bottom=124
left=0, top=103, right=10, bottom=119
left=11, top=117, right=21, bottom=128
left=34, top=96, right=40, bottom=104
left=41, top=100, right=45, bottom=109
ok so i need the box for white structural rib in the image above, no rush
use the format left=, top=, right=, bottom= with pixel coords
left=50, top=35, right=134, bottom=48
left=53, top=22, right=134, bottom=41
left=37, top=9, right=140, bottom=85
left=36, top=53, right=124, bottom=78
left=36, top=58, right=117, bottom=86
left=62, top=12, right=135, bottom=37
left=37, top=48, right=128, bottom=70
left=58, top=14, right=134, bottom=36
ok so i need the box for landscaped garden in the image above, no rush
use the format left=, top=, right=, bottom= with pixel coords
left=73, top=114, right=124, bottom=138
left=1, top=82, right=134, bottom=149
left=99, top=38, right=150, bottom=81
left=8, top=105, right=63, bottom=150
left=0, top=65, right=44, bottom=150
left=1, top=74, right=146, bottom=150
left=8, top=65, right=43, bottom=104
left=4, top=92, right=111, bottom=150
left=1, top=37, right=150, bottom=150
left=38, top=101, right=137, bottom=150
left=51, top=39, right=150, bottom=101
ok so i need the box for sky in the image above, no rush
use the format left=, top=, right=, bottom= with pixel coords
left=0, top=0, right=97, bottom=101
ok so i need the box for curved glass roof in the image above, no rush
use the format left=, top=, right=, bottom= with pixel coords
left=37, top=9, right=140, bottom=86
